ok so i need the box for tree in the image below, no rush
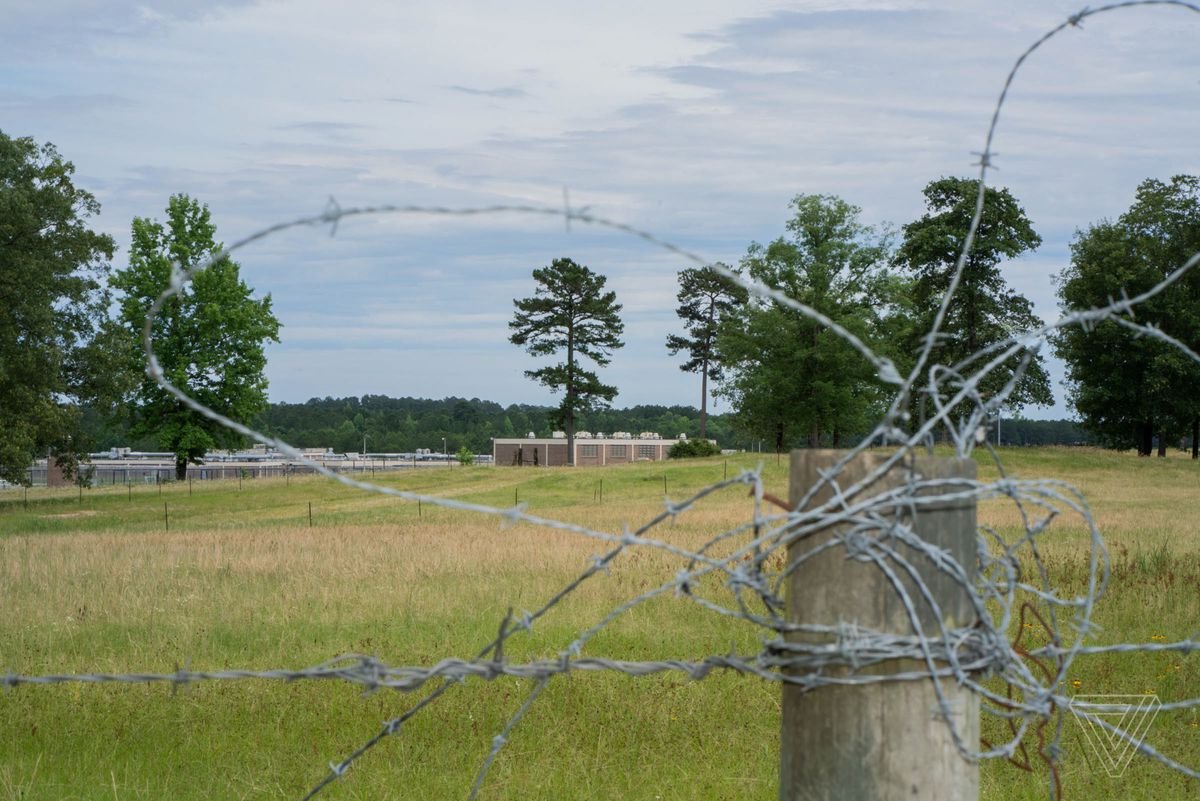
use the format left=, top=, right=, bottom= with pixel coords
left=714, top=195, right=899, bottom=451
left=0, top=131, right=124, bottom=484
left=666, top=264, right=748, bottom=440
left=894, top=177, right=1051, bottom=416
left=1055, top=175, right=1200, bottom=456
left=113, top=194, right=281, bottom=479
left=509, top=257, right=624, bottom=465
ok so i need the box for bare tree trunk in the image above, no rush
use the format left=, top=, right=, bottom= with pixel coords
left=699, top=361, right=708, bottom=440
left=807, top=422, right=821, bottom=449
left=1192, top=417, right=1198, bottom=460
left=175, top=456, right=187, bottom=482
left=1158, top=428, right=1167, bottom=458
left=1140, top=422, right=1153, bottom=457
left=566, top=335, right=575, bottom=466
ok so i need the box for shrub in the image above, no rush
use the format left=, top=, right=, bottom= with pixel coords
left=667, top=439, right=721, bottom=459
left=455, top=445, right=476, bottom=467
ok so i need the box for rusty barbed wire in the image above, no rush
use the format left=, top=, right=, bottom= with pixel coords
left=6, top=3, right=1200, bottom=800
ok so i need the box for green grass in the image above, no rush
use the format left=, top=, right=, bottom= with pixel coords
left=0, top=449, right=1198, bottom=799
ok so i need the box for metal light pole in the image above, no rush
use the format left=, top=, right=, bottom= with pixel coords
left=442, top=437, right=447, bottom=458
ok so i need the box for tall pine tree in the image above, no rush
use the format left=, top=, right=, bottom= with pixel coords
left=665, top=264, right=748, bottom=439
left=509, top=257, right=624, bottom=465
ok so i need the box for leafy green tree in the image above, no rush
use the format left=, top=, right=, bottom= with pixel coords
left=455, top=445, right=475, bottom=466
left=113, top=194, right=281, bottom=479
left=1055, top=175, right=1200, bottom=456
left=666, top=264, right=749, bottom=440
left=0, top=131, right=125, bottom=484
left=715, top=195, right=898, bottom=450
left=509, top=257, right=624, bottom=465
left=894, top=177, right=1051, bottom=414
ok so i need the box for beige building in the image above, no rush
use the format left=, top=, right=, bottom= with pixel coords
left=493, top=432, right=692, bottom=467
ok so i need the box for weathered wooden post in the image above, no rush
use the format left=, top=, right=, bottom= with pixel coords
left=782, top=450, right=979, bottom=801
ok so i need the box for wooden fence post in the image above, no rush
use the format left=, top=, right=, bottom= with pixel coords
left=782, top=450, right=979, bottom=801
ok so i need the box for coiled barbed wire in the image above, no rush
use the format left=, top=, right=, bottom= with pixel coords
left=6, top=3, right=1200, bottom=799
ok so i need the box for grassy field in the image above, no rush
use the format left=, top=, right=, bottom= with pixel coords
left=0, top=449, right=1197, bottom=800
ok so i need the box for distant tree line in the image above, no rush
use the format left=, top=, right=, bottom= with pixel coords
left=83, top=396, right=1099, bottom=453
left=995, top=419, right=1093, bottom=447
left=252, top=397, right=751, bottom=455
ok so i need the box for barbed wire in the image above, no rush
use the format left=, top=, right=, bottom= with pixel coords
left=6, top=3, right=1200, bottom=799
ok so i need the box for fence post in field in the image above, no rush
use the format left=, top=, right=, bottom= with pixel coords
left=782, top=450, right=979, bottom=801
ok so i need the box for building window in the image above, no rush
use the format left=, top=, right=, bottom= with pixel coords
left=608, top=445, right=627, bottom=458
left=638, top=444, right=656, bottom=459
left=580, top=445, right=599, bottom=457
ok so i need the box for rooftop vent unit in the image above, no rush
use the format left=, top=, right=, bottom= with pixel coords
left=551, top=431, right=566, bottom=439
left=576, top=431, right=593, bottom=439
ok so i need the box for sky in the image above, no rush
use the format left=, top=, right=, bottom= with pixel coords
left=4, top=1, right=1199, bottom=420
